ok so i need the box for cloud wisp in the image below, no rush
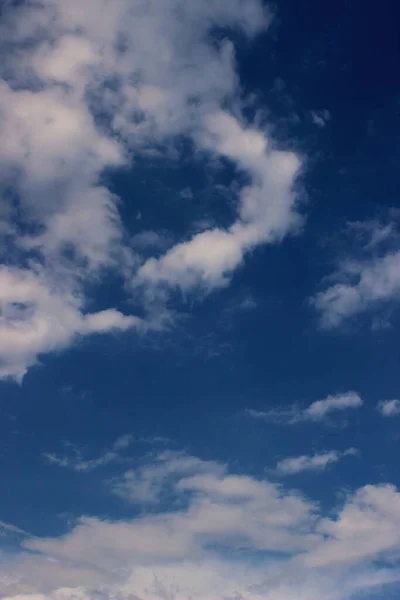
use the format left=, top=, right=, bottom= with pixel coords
left=247, top=391, right=363, bottom=425
left=312, top=215, right=400, bottom=329
left=274, top=448, right=358, bottom=476
left=43, top=435, right=134, bottom=472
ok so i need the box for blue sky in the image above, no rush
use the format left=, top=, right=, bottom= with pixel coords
left=1, top=0, right=400, bottom=598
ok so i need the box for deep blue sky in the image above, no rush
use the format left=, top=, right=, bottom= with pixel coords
left=1, top=1, right=400, bottom=599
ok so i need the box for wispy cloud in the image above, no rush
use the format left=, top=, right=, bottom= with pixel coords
left=310, top=109, right=331, bottom=128
left=113, top=450, right=224, bottom=504
left=312, top=215, right=400, bottom=328
left=0, top=521, right=32, bottom=539
left=313, top=251, right=400, bottom=328
left=247, top=391, right=363, bottom=425
left=303, top=392, right=363, bottom=420
left=275, top=448, right=358, bottom=476
left=43, top=435, right=134, bottom=472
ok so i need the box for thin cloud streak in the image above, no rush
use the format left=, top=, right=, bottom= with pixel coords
left=43, top=435, right=134, bottom=472
left=247, top=391, right=363, bottom=425
left=275, top=448, right=358, bottom=476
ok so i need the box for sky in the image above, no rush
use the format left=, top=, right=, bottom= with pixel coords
left=0, top=0, right=400, bottom=599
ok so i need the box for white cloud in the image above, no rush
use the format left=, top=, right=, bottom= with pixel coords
left=137, top=112, right=302, bottom=293
left=113, top=450, right=225, bottom=504
left=307, top=484, right=400, bottom=568
left=247, top=391, right=363, bottom=425
left=275, top=448, right=358, bottom=476
left=303, top=391, right=363, bottom=420
left=0, top=0, right=306, bottom=379
left=2, top=452, right=400, bottom=600
left=19, top=452, right=320, bottom=570
left=0, top=267, right=141, bottom=381
left=378, top=399, right=400, bottom=417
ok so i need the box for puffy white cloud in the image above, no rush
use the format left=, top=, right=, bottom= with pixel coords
left=247, top=391, right=363, bottom=425
left=2, top=452, right=400, bottom=600
left=275, top=448, right=358, bottom=476
left=0, top=0, right=305, bottom=379
left=307, top=484, right=400, bottom=568
left=378, top=399, right=400, bottom=417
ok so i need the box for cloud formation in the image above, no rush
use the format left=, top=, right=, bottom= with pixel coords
left=2, top=450, right=400, bottom=600
left=247, top=391, right=363, bottom=425
left=0, top=0, right=304, bottom=380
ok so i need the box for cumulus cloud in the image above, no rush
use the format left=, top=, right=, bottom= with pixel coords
left=0, top=0, right=304, bottom=380
left=247, top=391, right=363, bottom=425
left=378, top=399, right=400, bottom=417
left=307, top=484, right=400, bottom=568
left=275, top=448, right=358, bottom=476
left=2, top=451, right=400, bottom=600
